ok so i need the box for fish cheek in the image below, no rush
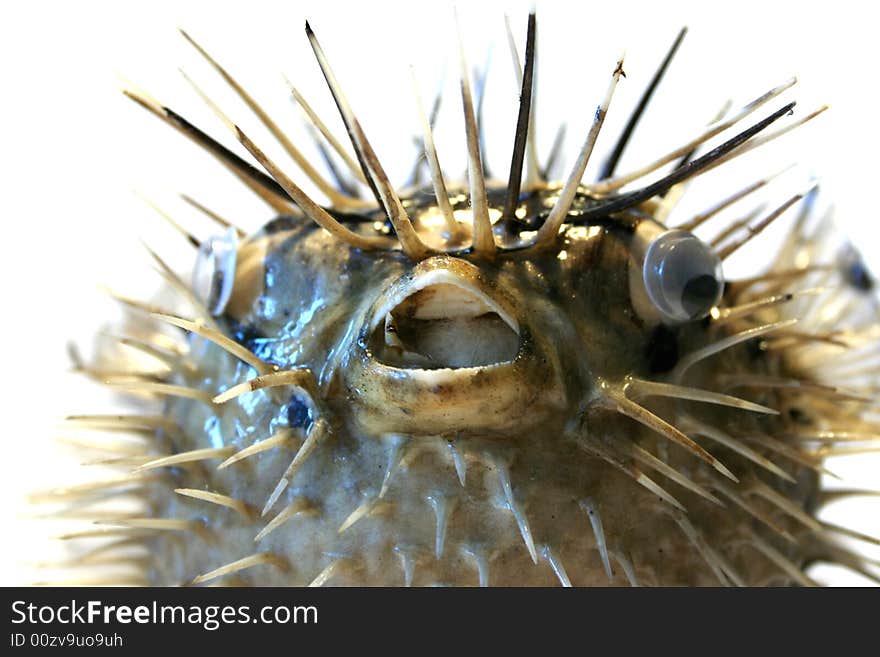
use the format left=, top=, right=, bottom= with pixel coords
left=561, top=229, right=650, bottom=380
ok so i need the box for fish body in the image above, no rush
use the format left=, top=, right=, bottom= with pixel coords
left=49, top=14, right=879, bottom=587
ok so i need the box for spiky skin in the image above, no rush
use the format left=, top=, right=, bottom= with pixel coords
left=54, top=19, right=880, bottom=587
left=127, top=183, right=863, bottom=587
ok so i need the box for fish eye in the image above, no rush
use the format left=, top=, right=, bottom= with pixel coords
left=192, top=226, right=238, bottom=316
left=642, top=230, right=723, bottom=322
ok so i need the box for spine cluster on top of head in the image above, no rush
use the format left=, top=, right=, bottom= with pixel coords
left=121, top=14, right=825, bottom=261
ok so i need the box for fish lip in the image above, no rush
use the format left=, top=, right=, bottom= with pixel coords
left=357, top=255, right=524, bottom=371
left=345, top=339, right=533, bottom=437
left=361, top=345, right=524, bottom=379
left=366, top=268, right=520, bottom=337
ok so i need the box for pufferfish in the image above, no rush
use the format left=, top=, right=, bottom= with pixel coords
left=48, top=14, right=880, bottom=587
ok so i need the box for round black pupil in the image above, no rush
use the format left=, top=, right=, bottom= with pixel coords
left=209, top=269, right=225, bottom=309
left=681, top=274, right=719, bottom=317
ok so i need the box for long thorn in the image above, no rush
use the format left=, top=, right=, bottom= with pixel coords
left=718, top=189, right=811, bottom=260
left=238, top=127, right=392, bottom=248
left=504, top=14, right=540, bottom=185
left=179, top=193, right=246, bottom=238
left=152, top=313, right=274, bottom=375
left=134, top=191, right=200, bottom=248
left=677, top=165, right=793, bottom=232
left=122, top=88, right=293, bottom=209
left=578, top=440, right=685, bottom=511
left=672, top=319, right=797, bottom=381
left=601, top=386, right=737, bottom=481
left=136, top=447, right=234, bottom=471
left=175, top=488, right=255, bottom=519
left=599, top=26, right=687, bottom=180
left=625, top=378, right=778, bottom=414
left=179, top=29, right=351, bottom=207
left=532, top=57, right=626, bottom=246
left=501, top=12, right=537, bottom=223
left=218, top=429, right=297, bottom=469
left=682, top=416, right=795, bottom=483
left=577, top=103, right=797, bottom=222
left=284, top=76, right=369, bottom=186
left=594, top=78, right=796, bottom=193
left=579, top=498, right=613, bottom=581
left=457, top=16, right=495, bottom=257
left=622, top=440, right=724, bottom=506
left=540, top=123, right=567, bottom=180
left=305, top=21, right=432, bottom=260
left=191, top=552, right=288, bottom=585
left=177, top=69, right=393, bottom=251
left=410, top=67, right=462, bottom=240
left=254, top=497, right=314, bottom=542
left=213, top=368, right=317, bottom=404
left=699, top=105, right=828, bottom=177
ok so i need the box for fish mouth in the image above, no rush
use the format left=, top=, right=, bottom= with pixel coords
left=367, top=269, right=521, bottom=370
left=347, top=259, right=560, bottom=436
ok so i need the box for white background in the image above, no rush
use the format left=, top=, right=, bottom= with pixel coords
left=1, top=0, right=878, bottom=585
